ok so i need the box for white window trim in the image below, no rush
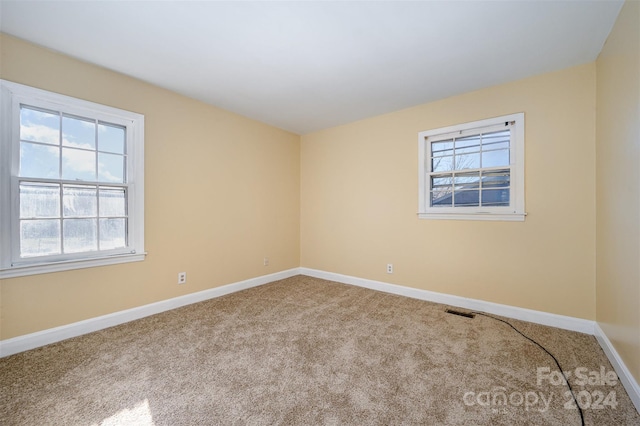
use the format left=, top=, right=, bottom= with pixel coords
left=418, top=113, right=525, bottom=221
left=0, top=80, right=146, bottom=278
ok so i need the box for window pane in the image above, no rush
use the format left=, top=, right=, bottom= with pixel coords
left=20, top=142, right=60, bottom=179
left=456, top=145, right=480, bottom=154
left=432, top=155, right=453, bottom=172
left=454, top=153, right=480, bottom=170
left=454, top=172, right=479, bottom=189
left=62, top=147, right=96, bottom=181
left=432, top=148, right=454, bottom=158
left=483, top=141, right=509, bottom=151
left=431, top=140, right=453, bottom=158
left=98, top=153, right=125, bottom=183
left=431, top=176, right=452, bottom=188
left=482, top=189, right=510, bottom=206
left=455, top=134, right=481, bottom=154
left=20, top=107, right=60, bottom=145
left=62, top=115, right=96, bottom=149
left=100, top=218, right=126, bottom=250
left=431, top=188, right=452, bottom=206
left=454, top=190, right=479, bottom=207
left=20, top=219, right=61, bottom=257
left=455, top=135, right=481, bottom=150
left=63, top=185, right=97, bottom=217
left=99, top=187, right=126, bottom=217
left=482, top=170, right=510, bottom=188
left=63, top=219, right=97, bottom=253
left=482, top=130, right=510, bottom=146
left=482, top=149, right=510, bottom=168
left=20, top=182, right=60, bottom=218
left=98, top=123, right=125, bottom=154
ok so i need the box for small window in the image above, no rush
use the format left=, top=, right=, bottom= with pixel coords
left=418, top=113, right=525, bottom=221
left=0, top=80, right=145, bottom=278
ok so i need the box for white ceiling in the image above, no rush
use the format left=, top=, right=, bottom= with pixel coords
left=0, top=1, right=623, bottom=135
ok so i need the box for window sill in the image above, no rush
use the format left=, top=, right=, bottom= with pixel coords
left=0, top=252, right=147, bottom=279
left=418, top=212, right=526, bottom=221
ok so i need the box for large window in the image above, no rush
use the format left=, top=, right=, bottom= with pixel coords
left=0, top=80, right=145, bottom=278
left=418, top=113, right=525, bottom=221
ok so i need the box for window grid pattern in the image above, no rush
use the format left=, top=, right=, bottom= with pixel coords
left=428, top=127, right=512, bottom=208
left=18, top=105, right=128, bottom=258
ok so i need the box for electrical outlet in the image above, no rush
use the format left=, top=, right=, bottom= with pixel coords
left=264, top=257, right=269, bottom=266
left=386, top=264, right=393, bottom=274
left=178, top=272, right=186, bottom=284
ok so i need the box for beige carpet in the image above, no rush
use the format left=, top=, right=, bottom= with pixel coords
left=1, top=275, right=638, bottom=425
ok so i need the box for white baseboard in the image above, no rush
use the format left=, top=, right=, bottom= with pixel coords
left=3, top=265, right=638, bottom=415
left=0, top=268, right=299, bottom=358
left=300, top=268, right=595, bottom=334
left=594, top=323, right=640, bottom=413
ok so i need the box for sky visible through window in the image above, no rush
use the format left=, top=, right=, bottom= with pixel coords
left=19, top=106, right=126, bottom=182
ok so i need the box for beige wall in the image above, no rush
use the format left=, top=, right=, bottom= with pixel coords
left=596, top=1, right=640, bottom=383
left=0, top=34, right=301, bottom=340
left=301, top=63, right=597, bottom=320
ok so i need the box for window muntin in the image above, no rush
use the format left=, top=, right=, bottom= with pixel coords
left=1, top=80, right=145, bottom=278
left=418, top=113, right=524, bottom=221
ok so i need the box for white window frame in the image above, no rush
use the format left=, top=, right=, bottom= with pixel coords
left=418, top=113, right=525, bottom=221
left=0, top=80, right=145, bottom=278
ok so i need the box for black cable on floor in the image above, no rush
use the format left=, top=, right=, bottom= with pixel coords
left=470, top=311, right=585, bottom=426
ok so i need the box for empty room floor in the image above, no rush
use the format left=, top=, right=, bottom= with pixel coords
left=1, top=275, right=638, bottom=425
